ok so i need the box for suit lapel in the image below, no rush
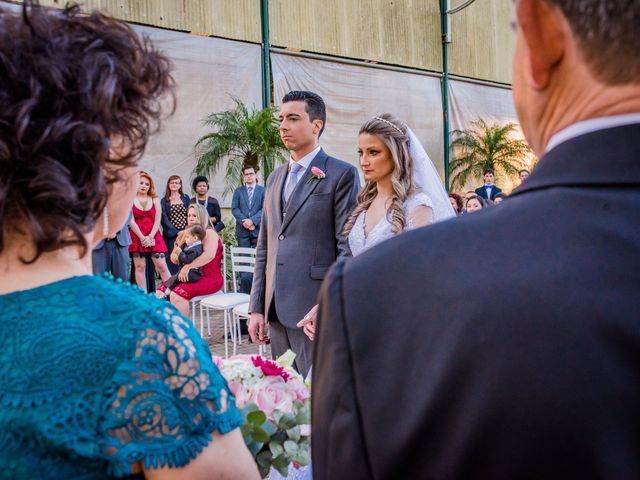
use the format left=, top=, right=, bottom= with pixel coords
left=280, top=149, right=328, bottom=234
left=271, top=167, right=288, bottom=225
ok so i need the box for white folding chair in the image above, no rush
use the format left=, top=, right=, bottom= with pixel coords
left=232, top=301, right=266, bottom=356
left=189, top=243, right=228, bottom=337
left=200, top=246, right=255, bottom=357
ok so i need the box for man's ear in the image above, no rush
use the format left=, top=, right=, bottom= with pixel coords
left=312, top=119, right=324, bottom=135
left=516, top=0, right=566, bottom=89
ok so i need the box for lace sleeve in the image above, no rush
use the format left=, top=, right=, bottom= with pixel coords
left=99, top=304, right=243, bottom=477
left=404, top=192, right=434, bottom=230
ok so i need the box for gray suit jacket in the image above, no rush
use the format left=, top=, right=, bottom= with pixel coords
left=249, top=149, right=360, bottom=328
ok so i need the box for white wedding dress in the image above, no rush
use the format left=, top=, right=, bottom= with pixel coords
left=347, top=192, right=434, bottom=256
left=268, top=125, right=454, bottom=480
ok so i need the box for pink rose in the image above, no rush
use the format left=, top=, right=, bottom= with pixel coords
left=251, top=376, right=294, bottom=418
left=310, top=166, right=326, bottom=179
left=228, top=380, right=251, bottom=408
left=285, top=378, right=310, bottom=402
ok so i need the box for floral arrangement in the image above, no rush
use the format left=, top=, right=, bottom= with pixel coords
left=213, top=350, right=311, bottom=477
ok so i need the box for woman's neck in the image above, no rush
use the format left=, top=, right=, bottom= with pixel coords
left=0, top=234, right=93, bottom=294
left=375, top=178, right=394, bottom=200
left=169, top=191, right=181, bottom=199
left=197, top=194, right=207, bottom=201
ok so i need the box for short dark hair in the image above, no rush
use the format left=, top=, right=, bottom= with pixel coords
left=192, top=175, right=209, bottom=192
left=494, top=192, right=508, bottom=200
left=519, top=169, right=530, bottom=175
left=0, top=2, right=174, bottom=263
left=466, top=194, right=486, bottom=209
left=282, top=90, right=327, bottom=136
left=548, top=0, right=640, bottom=85
left=243, top=165, right=258, bottom=174
left=187, top=224, right=206, bottom=241
left=483, top=169, right=495, bottom=176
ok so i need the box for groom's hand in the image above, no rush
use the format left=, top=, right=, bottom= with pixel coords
left=249, top=313, right=268, bottom=344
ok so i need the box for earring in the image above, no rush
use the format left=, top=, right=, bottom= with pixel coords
left=103, top=205, right=109, bottom=236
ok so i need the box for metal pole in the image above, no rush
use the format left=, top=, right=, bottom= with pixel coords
left=440, top=0, right=451, bottom=191
left=260, top=0, right=271, bottom=109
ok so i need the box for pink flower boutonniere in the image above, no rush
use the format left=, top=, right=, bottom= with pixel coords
left=307, top=166, right=326, bottom=183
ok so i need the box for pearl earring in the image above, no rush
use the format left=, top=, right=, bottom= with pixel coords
left=103, top=206, right=109, bottom=236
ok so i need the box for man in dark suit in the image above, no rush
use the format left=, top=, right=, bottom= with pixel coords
left=248, top=91, right=359, bottom=376
left=231, top=165, right=265, bottom=293
left=474, top=168, right=502, bottom=200
left=312, top=0, right=640, bottom=479
left=92, top=215, right=132, bottom=281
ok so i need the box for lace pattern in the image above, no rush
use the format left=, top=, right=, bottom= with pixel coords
left=0, top=275, right=242, bottom=479
left=348, top=192, right=433, bottom=256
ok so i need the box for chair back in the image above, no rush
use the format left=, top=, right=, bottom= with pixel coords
left=230, top=246, right=256, bottom=293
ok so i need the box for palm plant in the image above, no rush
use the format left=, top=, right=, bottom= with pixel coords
left=194, top=98, right=287, bottom=196
left=449, top=119, right=532, bottom=191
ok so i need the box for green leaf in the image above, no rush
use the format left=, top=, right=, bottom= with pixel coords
left=283, top=440, right=298, bottom=455
left=247, top=410, right=267, bottom=426
left=277, top=412, right=297, bottom=430
left=294, top=449, right=311, bottom=466
left=251, top=427, right=270, bottom=443
left=269, top=441, right=284, bottom=458
left=286, top=426, right=301, bottom=441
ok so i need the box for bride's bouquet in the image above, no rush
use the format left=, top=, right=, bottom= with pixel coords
left=213, top=350, right=311, bottom=477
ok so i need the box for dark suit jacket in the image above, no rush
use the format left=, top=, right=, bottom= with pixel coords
left=160, top=194, right=190, bottom=239
left=475, top=184, right=502, bottom=200
left=249, top=149, right=360, bottom=328
left=190, top=196, right=224, bottom=232
left=312, top=124, right=640, bottom=480
left=231, top=184, right=264, bottom=240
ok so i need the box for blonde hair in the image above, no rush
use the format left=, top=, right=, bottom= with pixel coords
left=188, top=203, right=212, bottom=229
left=343, top=113, right=414, bottom=237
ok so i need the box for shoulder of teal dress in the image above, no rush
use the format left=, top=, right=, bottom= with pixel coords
left=0, top=275, right=243, bottom=476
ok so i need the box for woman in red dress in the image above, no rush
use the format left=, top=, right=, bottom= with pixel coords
left=156, top=203, right=224, bottom=317
left=129, top=171, right=171, bottom=290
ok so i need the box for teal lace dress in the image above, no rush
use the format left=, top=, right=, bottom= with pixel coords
left=0, top=275, right=243, bottom=479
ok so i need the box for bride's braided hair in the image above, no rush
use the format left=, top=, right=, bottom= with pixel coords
left=343, top=113, right=414, bottom=238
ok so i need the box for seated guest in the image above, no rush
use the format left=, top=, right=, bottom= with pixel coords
left=474, top=168, right=503, bottom=200
left=0, top=3, right=258, bottom=479
left=156, top=204, right=226, bottom=317
left=190, top=175, right=225, bottom=233
left=519, top=169, right=530, bottom=183
left=161, top=175, right=190, bottom=274
left=162, top=225, right=206, bottom=297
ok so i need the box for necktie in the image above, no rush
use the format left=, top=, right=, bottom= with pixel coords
left=283, top=163, right=303, bottom=203
left=247, top=186, right=254, bottom=207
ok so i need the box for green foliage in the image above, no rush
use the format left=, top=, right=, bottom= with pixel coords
left=449, top=118, right=532, bottom=191
left=239, top=401, right=311, bottom=478
left=194, top=98, right=287, bottom=196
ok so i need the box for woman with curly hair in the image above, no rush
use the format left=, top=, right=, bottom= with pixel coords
left=0, top=3, right=258, bottom=479
left=343, top=114, right=455, bottom=256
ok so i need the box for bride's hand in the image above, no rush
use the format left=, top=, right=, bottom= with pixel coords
left=297, top=304, right=318, bottom=341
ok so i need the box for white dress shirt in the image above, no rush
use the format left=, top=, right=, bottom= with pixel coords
left=546, top=113, right=640, bottom=153
left=286, top=145, right=321, bottom=183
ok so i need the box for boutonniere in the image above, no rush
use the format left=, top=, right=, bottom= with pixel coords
left=307, top=166, right=326, bottom=183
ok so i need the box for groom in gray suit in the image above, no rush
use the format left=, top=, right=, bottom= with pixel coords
left=248, top=91, right=359, bottom=376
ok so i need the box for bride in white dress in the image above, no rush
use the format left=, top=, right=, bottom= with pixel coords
left=344, top=113, right=455, bottom=256
left=271, top=114, right=454, bottom=480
